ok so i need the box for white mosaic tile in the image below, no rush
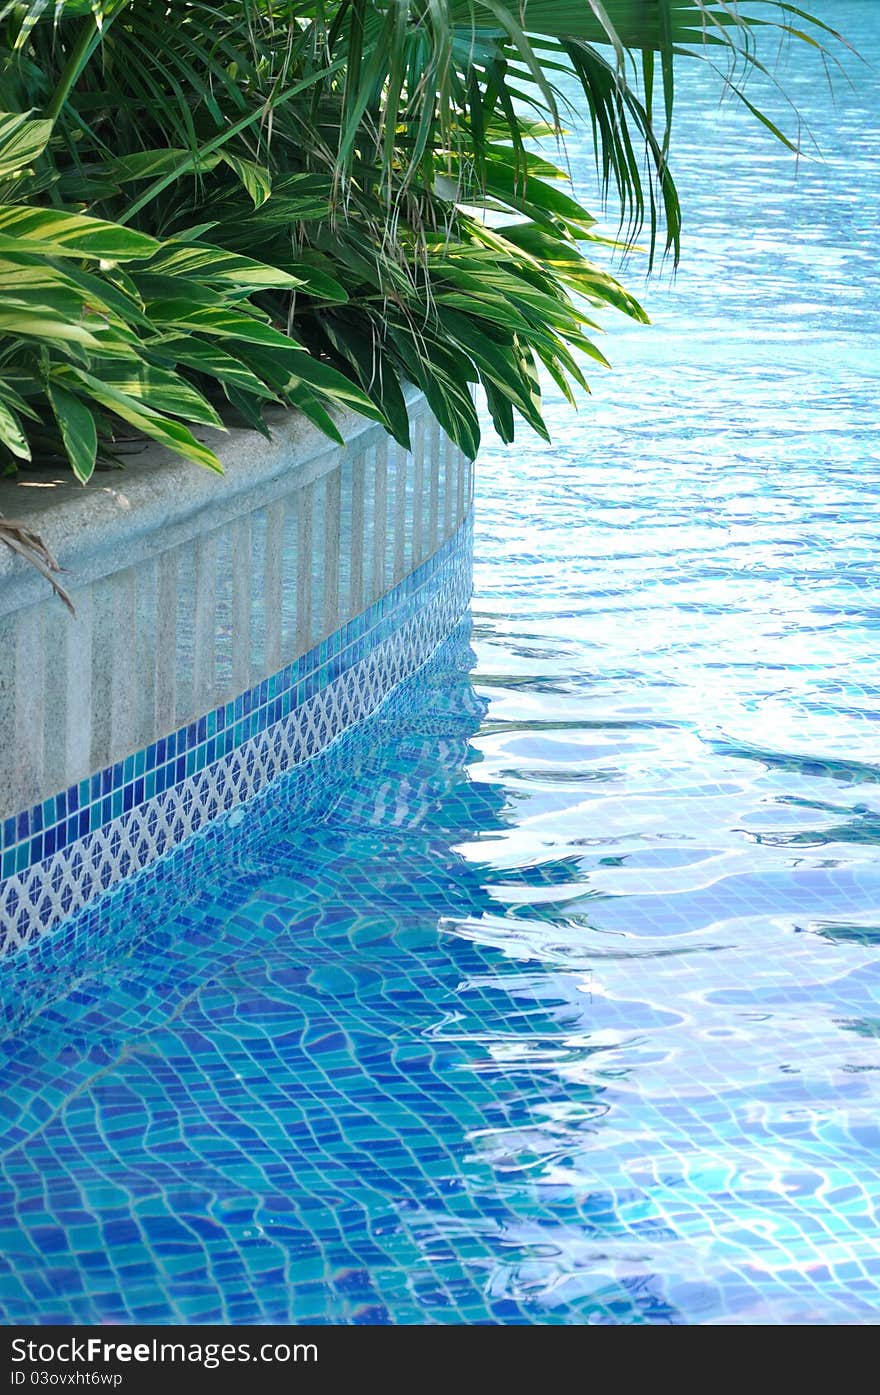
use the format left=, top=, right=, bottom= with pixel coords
left=0, top=540, right=472, bottom=956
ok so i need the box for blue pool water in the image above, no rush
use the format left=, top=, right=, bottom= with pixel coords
left=2, top=0, right=880, bottom=1324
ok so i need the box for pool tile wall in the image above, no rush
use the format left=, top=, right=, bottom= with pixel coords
left=0, top=395, right=473, bottom=954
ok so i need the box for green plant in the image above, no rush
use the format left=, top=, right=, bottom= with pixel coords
left=0, top=1, right=850, bottom=487
left=0, top=111, right=385, bottom=480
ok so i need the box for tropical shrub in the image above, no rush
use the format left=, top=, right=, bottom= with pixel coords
left=0, top=1, right=849, bottom=488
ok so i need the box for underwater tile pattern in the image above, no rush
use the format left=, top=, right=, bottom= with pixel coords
left=3, top=6, right=880, bottom=1327
left=0, top=517, right=473, bottom=955
left=1, top=623, right=880, bottom=1325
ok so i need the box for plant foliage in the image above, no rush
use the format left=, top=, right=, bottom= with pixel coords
left=0, top=1, right=850, bottom=484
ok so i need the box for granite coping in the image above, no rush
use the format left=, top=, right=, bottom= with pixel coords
left=0, top=386, right=423, bottom=616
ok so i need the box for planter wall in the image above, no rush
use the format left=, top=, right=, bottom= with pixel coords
left=0, top=389, right=473, bottom=954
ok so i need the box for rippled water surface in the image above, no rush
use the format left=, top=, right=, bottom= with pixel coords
left=2, top=0, right=880, bottom=1325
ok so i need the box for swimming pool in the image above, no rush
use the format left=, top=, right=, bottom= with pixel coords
left=2, top=0, right=879, bottom=1324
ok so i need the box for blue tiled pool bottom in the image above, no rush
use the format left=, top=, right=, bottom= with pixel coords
left=1, top=623, right=880, bottom=1325
left=4, top=0, right=880, bottom=1328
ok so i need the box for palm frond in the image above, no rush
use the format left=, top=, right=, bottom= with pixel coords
left=0, top=513, right=75, bottom=614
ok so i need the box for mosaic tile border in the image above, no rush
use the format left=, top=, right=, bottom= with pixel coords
left=0, top=619, right=479, bottom=1037
left=0, top=515, right=473, bottom=956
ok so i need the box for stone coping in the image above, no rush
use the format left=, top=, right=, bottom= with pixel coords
left=0, top=389, right=419, bottom=616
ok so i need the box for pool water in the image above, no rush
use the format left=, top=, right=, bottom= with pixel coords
left=2, top=0, right=880, bottom=1325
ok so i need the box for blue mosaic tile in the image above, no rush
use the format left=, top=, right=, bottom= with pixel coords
left=0, top=516, right=473, bottom=952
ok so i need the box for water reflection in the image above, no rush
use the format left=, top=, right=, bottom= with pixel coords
left=2, top=0, right=880, bottom=1326
left=2, top=611, right=880, bottom=1323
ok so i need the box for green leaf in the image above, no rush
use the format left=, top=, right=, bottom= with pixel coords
left=221, top=153, right=272, bottom=208
left=86, top=361, right=224, bottom=429
left=140, top=242, right=304, bottom=291
left=0, top=206, right=160, bottom=261
left=141, top=303, right=300, bottom=349
left=320, top=316, right=411, bottom=448
left=47, top=382, right=98, bottom=482
left=131, top=273, right=227, bottom=309
left=150, top=336, right=277, bottom=401
left=283, top=263, right=348, bottom=303
left=57, top=367, right=224, bottom=473
left=224, top=385, right=273, bottom=438
left=436, top=306, right=548, bottom=437
left=482, top=380, right=515, bottom=443
left=280, top=383, right=345, bottom=445
left=0, top=111, right=53, bottom=180
left=106, top=148, right=222, bottom=182
left=283, top=352, right=388, bottom=426
left=723, top=80, right=801, bottom=153
left=0, top=302, right=109, bottom=349
left=0, top=397, right=31, bottom=460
